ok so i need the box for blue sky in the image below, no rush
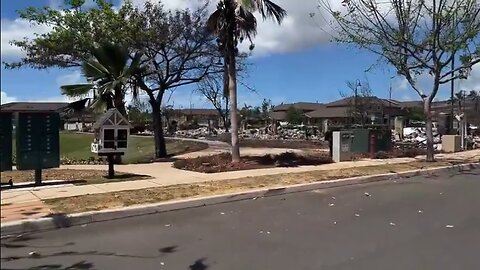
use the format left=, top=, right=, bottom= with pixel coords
left=1, top=0, right=479, bottom=108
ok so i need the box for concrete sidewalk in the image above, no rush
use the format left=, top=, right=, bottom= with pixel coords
left=2, top=150, right=479, bottom=210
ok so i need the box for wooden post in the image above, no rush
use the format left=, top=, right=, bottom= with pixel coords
left=34, top=169, right=42, bottom=186
left=107, top=154, right=115, bottom=178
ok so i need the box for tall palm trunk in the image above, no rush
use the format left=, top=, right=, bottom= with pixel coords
left=114, top=86, right=127, bottom=116
left=227, top=50, right=240, bottom=162
left=225, top=2, right=240, bottom=163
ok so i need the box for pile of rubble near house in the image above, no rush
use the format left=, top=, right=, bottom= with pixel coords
left=173, top=124, right=324, bottom=141
left=393, top=126, right=480, bottom=150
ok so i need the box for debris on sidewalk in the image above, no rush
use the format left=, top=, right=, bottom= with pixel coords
left=445, top=225, right=455, bottom=228
left=389, top=222, right=396, bottom=226
left=364, top=192, right=371, bottom=197
left=28, top=251, right=40, bottom=258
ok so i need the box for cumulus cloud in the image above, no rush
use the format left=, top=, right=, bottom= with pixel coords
left=0, top=18, right=52, bottom=59
left=1, top=91, right=18, bottom=104
left=0, top=91, right=73, bottom=104
left=123, top=0, right=339, bottom=57
left=56, top=70, right=84, bottom=87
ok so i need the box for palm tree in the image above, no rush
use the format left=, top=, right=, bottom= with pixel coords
left=207, top=0, right=286, bottom=162
left=61, top=42, right=143, bottom=116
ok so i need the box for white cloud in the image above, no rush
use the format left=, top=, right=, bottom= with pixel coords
left=0, top=91, right=74, bottom=104
left=0, top=18, right=52, bottom=59
left=122, top=0, right=339, bottom=57
left=56, top=70, right=83, bottom=86
left=1, top=91, right=18, bottom=104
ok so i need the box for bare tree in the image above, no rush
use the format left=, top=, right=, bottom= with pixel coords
left=340, top=80, right=376, bottom=126
left=319, top=0, right=480, bottom=161
left=196, top=75, right=230, bottom=131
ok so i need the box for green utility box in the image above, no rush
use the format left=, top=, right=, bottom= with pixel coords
left=0, top=112, right=13, bottom=171
left=16, top=113, right=60, bottom=170
left=350, top=129, right=370, bottom=153
left=350, top=128, right=392, bottom=153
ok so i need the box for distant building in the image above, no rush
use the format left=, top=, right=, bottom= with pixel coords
left=165, top=108, right=223, bottom=129
left=270, top=97, right=405, bottom=131
left=0, top=102, right=96, bottom=131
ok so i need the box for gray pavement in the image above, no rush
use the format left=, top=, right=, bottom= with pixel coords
left=1, top=169, right=480, bottom=270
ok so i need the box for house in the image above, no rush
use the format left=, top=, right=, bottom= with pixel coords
left=0, top=101, right=96, bottom=131
left=270, top=98, right=406, bottom=132
left=269, top=102, right=324, bottom=122
left=165, top=108, right=223, bottom=129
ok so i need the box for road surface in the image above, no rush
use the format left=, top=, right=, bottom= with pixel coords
left=2, top=169, right=479, bottom=270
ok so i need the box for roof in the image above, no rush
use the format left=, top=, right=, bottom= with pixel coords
left=0, top=102, right=69, bottom=112
left=305, top=107, right=350, bottom=119
left=272, top=102, right=324, bottom=112
left=399, top=101, right=423, bottom=108
left=93, top=108, right=131, bottom=129
left=269, top=111, right=287, bottom=120
left=326, top=97, right=402, bottom=108
left=174, top=108, right=220, bottom=116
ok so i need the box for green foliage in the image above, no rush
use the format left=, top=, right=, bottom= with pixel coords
left=8, top=1, right=220, bottom=158
left=127, top=101, right=151, bottom=127
left=405, top=107, right=425, bottom=121
left=286, top=106, right=304, bottom=124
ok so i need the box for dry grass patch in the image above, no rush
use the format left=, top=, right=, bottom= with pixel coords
left=45, top=160, right=459, bottom=214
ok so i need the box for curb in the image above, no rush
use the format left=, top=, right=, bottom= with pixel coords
left=2, top=162, right=479, bottom=236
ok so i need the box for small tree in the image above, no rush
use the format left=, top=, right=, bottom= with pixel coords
left=340, top=80, right=376, bottom=125
left=320, top=0, right=480, bottom=161
left=286, top=106, right=304, bottom=125
left=196, top=75, right=230, bottom=131
left=260, top=98, right=274, bottom=120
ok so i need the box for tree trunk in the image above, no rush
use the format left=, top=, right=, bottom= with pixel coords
left=424, top=99, right=435, bottom=162
left=114, top=89, right=127, bottom=116
left=227, top=49, right=240, bottom=162
left=150, top=100, right=167, bottom=158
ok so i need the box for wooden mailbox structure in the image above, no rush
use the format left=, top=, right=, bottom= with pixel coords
left=91, top=109, right=131, bottom=177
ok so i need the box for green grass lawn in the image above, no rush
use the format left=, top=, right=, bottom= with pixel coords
left=12, top=132, right=208, bottom=164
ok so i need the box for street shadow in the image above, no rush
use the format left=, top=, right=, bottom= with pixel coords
left=0, top=180, right=86, bottom=191
left=102, top=173, right=150, bottom=180
left=2, top=260, right=94, bottom=270
left=1, top=246, right=180, bottom=263
left=189, top=258, right=209, bottom=270
left=159, top=245, right=178, bottom=254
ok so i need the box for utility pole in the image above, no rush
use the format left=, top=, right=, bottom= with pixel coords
left=450, top=56, right=455, bottom=134
left=389, top=84, right=392, bottom=128
left=354, top=79, right=361, bottom=125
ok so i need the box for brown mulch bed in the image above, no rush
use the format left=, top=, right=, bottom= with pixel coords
left=173, top=152, right=333, bottom=173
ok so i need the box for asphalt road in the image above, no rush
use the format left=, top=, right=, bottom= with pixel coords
left=2, top=169, right=480, bottom=270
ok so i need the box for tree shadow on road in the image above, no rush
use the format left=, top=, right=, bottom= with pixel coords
left=189, top=258, right=209, bottom=270
left=2, top=260, right=94, bottom=270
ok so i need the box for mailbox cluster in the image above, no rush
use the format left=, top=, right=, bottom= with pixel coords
left=0, top=112, right=60, bottom=185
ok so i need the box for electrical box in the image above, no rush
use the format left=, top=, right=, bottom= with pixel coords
left=16, top=112, right=60, bottom=170
left=91, top=109, right=131, bottom=155
left=332, top=131, right=353, bottom=162
left=0, top=112, right=13, bottom=171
